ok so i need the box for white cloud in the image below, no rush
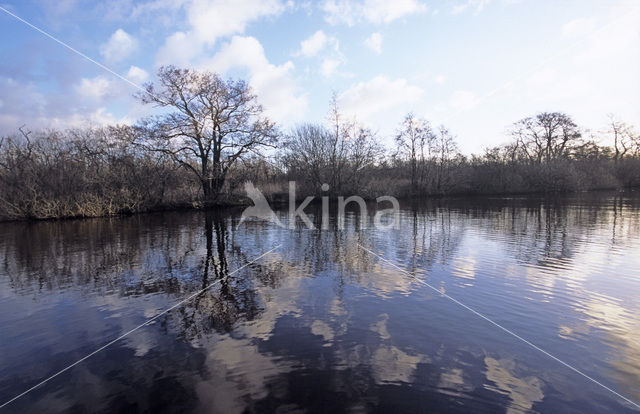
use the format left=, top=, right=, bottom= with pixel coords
left=524, top=68, right=556, bottom=91
left=64, top=107, right=118, bottom=127
left=295, top=31, right=343, bottom=76
left=322, top=0, right=427, bottom=25
left=435, top=75, right=446, bottom=84
left=206, top=36, right=307, bottom=122
left=339, top=75, right=423, bottom=119
left=127, top=66, right=149, bottom=83
left=298, top=30, right=328, bottom=57
left=364, top=32, right=383, bottom=54
left=562, top=17, right=597, bottom=38
left=448, top=90, right=478, bottom=110
left=157, top=0, right=286, bottom=66
left=151, top=1, right=305, bottom=123
left=156, top=31, right=202, bottom=67
left=522, top=7, right=640, bottom=122
left=130, top=0, right=189, bottom=20
left=439, top=5, right=640, bottom=154
left=574, top=13, right=639, bottom=63
left=363, top=0, right=427, bottom=23
left=76, top=76, right=113, bottom=100
left=187, top=0, right=285, bottom=44
left=451, top=0, right=491, bottom=15
left=0, top=76, right=122, bottom=134
left=100, top=29, right=137, bottom=63
left=321, top=58, right=341, bottom=77
left=0, top=77, right=45, bottom=133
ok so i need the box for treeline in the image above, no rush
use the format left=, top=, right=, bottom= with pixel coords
left=0, top=126, right=194, bottom=219
left=1, top=66, right=639, bottom=220
left=279, top=106, right=640, bottom=198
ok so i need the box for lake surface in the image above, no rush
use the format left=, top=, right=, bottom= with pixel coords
left=1, top=193, right=640, bottom=413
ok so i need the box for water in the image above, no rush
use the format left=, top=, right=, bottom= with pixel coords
left=1, top=193, right=640, bottom=413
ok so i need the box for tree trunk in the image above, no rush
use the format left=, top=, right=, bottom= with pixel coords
left=202, top=178, right=216, bottom=205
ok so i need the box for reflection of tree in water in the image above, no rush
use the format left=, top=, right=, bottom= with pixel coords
left=3, top=195, right=639, bottom=307
left=174, top=213, right=264, bottom=339
left=344, top=205, right=465, bottom=275
left=264, top=205, right=466, bottom=291
left=410, top=206, right=464, bottom=268
left=2, top=195, right=640, bottom=412
left=389, top=194, right=640, bottom=270
left=463, top=195, right=640, bottom=268
left=0, top=214, right=201, bottom=294
left=0, top=212, right=287, bottom=341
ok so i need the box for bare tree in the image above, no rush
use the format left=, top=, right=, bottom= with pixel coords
left=283, top=123, right=332, bottom=190
left=510, top=112, right=581, bottom=164
left=282, top=95, right=381, bottom=196
left=434, top=125, right=459, bottom=192
left=631, top=128, right=640, bottom=158
left=345, top=122, right=382, bottom=192
left=326, top=92, right=351, bottom=193
left=395, top=113, right=435, bottom=193
left=606, top=114, right=639, bottom=162
left=135, top=66, right=278, bottom=203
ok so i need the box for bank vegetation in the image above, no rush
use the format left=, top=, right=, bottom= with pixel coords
left=1, top=66, right=639, bottom=220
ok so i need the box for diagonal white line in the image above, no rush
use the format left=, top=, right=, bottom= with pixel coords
left=0, top=244, right=281, bottom=410
left=357, top=243, right=640, bottom=410
left=0, top=5, right=158, bottom=101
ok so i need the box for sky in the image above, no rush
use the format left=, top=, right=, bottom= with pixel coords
left=0, top=0, right=638, bottom=154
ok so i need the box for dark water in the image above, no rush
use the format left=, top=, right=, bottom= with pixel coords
left=1, top=193, right=640, bottom=413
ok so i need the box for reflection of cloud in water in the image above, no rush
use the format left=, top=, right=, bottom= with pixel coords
left=370, top=313, right=390, bottom=340
left=334, top=343, right=429, bottom=386
left=523, top=264, right=556, bottom=300
left=188, top=252, right=308, bottom=412
left=196, top=335, right=293, bottom=414
left=438, top=367, right=474, bottom=397
left=239, top=283, right=302, bottom=341
left=311, top=320, right=335, bottom=346
left=233, top=252, right=306, bottom=341
left=372, top=345, right=427, bottom=384
left=125, top=328, right=156, bottom=357
left=3, top=197, right=640, bottom=412
left=484, top=357, right=544, bottom=414
left=360, top=264, right=419, bottom=298
left=556, top=324, right=589, bottom=341
left=568, top=290, right=640, bottom=400
left=330, top=297, right=347, bottom=317
left=451, top=256, right=476, bottom=285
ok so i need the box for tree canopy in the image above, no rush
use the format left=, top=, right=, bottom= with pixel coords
left=135, top=65, right=278, bottom=202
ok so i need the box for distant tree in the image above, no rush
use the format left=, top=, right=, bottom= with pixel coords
left=394, top=113, right=435, bottom=192
left=572, top=139, right=610, bottom=161
left=606, top=115, right=639, bottom=162
left=282, top=96, right=381, bottom=196
left=345, top=122, right=382, bottom=192
left=325, top=93, right=351, bottom=193
left=510, top=112, right=581, bottom=164
left=283, top=123, right=332, bottom=190
left=135, top=66, right=278, bottom=203
left=632, top=128, right=640, bottom=158
left=434, top=125, right=459, bottom=192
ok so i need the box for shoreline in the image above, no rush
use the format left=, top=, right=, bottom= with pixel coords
left=2, top=186, right=636, bottom=224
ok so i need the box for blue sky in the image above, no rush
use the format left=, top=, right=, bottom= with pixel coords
left=0, top=0, right=638, bottom=154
